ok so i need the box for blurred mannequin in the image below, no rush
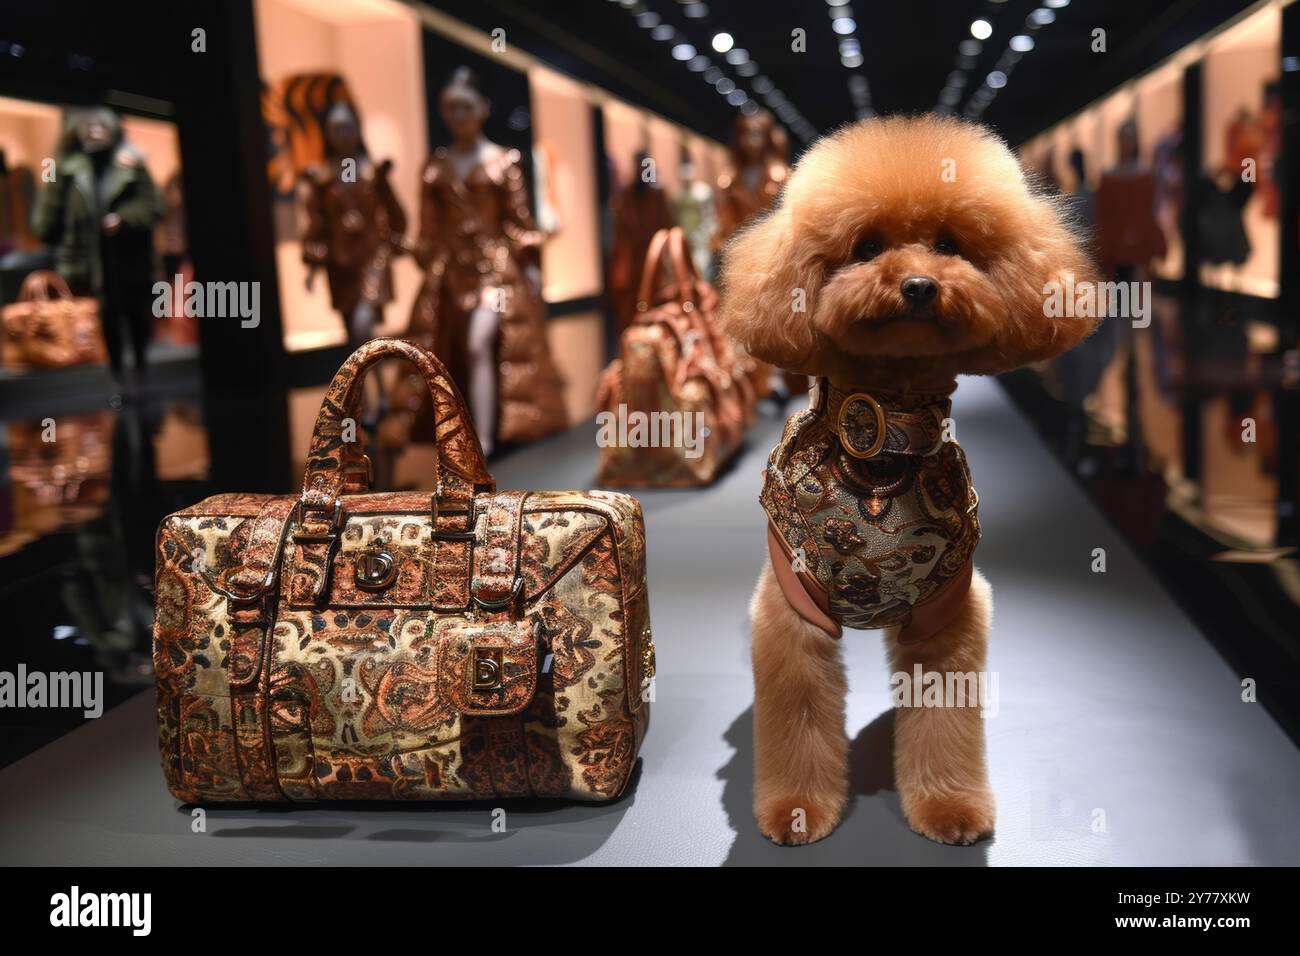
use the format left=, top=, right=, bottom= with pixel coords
left=154, top=171, right=197, bottom=346
left=675, top=146, right=716, bottom=281
left=32, top=107, right=162, bottom=385
left=1092, top=119, right=1164, bottom=476
left=299, top=101, right=407, bottom=350
left=713, top=109, right=788, bottom=252
left=1094, top=120, right=1165, bottom=277
left=388, top=67, right=565, bottom=457
left=1055, top=148, right=1107, bottom=466
left=714, top=109, right=799, bottom=398
left=608, top=149, right=676, bottom=333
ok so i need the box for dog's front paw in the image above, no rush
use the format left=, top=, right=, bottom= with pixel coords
left=755, top=792, right=844, bottom=846
left=903, top=790, right=995, bottom=846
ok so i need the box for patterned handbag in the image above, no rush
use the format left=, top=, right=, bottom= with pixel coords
left=2, top=271, right=107, bottom=369
left=153, top=339, right=654, bottom=803
left=596, top=226, right=753, bottom=487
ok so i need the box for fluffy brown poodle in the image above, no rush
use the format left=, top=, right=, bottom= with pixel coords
left=717, top=115, right=1098, bottom=846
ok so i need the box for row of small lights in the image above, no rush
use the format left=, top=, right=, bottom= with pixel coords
left=933, top=0, right=1070, bottom=119
left=611, top=0, right=818, bottom=143
left=827, top=0, right=874, bottom=120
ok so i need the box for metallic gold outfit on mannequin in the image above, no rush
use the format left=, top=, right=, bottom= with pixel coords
left=714, top=111, right=793, bottom=397
left=300, top=158, right=406, bottom=342
left=398, top=146, right=566, bottom=445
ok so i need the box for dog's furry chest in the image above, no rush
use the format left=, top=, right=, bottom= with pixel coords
left=760, top=408, right=981, bottom=630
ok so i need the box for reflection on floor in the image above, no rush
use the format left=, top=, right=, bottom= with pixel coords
left=0, top=395, right=209, bottom=764
left=0, top=376, right=1296, bottom=865
left=1007, top=290, right=1300, bottom=744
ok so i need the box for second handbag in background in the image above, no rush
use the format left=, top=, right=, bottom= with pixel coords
left=596, top=226, right=754, bottom=487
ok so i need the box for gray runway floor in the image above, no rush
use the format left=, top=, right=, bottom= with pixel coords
left=2, top=376, right=1297, bottom=865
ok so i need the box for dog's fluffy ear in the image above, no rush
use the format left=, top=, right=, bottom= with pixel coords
left=716, top=205, right=824, bottom=371
left=976, top=190, right=1100, bottom=374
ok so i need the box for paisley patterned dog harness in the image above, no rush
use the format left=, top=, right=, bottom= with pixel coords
left=760, top=379, right=981, bottom=642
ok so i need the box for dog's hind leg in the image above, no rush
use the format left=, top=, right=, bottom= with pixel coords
left=888, top=567, right=996, bottom=845
left=751, top=562, right=849, bottom=845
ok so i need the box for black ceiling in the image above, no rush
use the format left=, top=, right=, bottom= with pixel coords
left=425, top=0, right=1258, bottom=148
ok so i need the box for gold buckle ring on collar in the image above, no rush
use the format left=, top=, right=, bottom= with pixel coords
left=835, top=391, right=887, bottom=459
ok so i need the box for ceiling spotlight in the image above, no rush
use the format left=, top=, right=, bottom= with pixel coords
left=686, top=54, right=710, bottom=71
left=1029, top=8, right=1056, bottom=26
left=970, top=18, right=992, bottom=40
left=735, top=60, right=759, bottom=76
left=715, top=77, right=736, bottom=94
left=828, top=4, right=854, bottom=17
left=847, top=75, right=868, bottom=93
left=826, top=0, right=851, bottom=6
left=682, top=2, right=708, bottom=18
left=752, top=75, right=774, bottom=94
left=740, top=99, right=759, bottom=115
left=841, top=53, right=864, bottom=68
left=1045, top=0, right=1070, bottom=7
left=1009, top=34, right=1034, bottom=52
left=839, top=38, right=861, bottom=56
left=711, top=32, right=734, bottom=53
left=726, top=89, right=747, bottom=106
left=832, top=17, right=857, bottom=35
left=958, top=39, right=982, bottom=56
left=650, top=24, right=675, bottom=41
left=671, top=43, right=696, bottom=61
left=703, top=66, right=723, bottom=83
left=725, top=47, right=749, bottom=65
left=946, top=70, right=967, bottom=87
left=635, top=12, right=660, bottom=28
left=987, top=70, right=1007, bottom=89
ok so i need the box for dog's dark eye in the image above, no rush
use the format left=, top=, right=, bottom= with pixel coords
left=853, top=238, right=884, bottom=262
left=934, top=237, right=959, bottom=256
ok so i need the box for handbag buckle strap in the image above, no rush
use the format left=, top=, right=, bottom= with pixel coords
left=292, top=498, right=346, bottom=603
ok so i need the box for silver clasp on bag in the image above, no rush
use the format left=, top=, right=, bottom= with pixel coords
left=204, top=568, right=276, bottom=605
left=469, top=574, right=524, bottom=611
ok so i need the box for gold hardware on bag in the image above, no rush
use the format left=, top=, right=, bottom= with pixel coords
left=472, top=647, right=504, bottom=692
left=641, top=627, right=656, bottom=681
left=354, top=549, right=397, bottom=591
left=837, top=391, right=887, bottom=459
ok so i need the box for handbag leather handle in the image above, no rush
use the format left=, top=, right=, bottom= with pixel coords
left=301, top=338, right=495, bottom=510
left=635, top=227, right=699, bottom=312
left=19, top=270, right=73, bottom=303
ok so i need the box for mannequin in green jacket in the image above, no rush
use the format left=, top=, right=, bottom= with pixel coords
left=32, top=107, right=164, bottom=380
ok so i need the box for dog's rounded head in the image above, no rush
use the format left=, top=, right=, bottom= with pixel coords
left=717, top=115, right=1100, bottom=380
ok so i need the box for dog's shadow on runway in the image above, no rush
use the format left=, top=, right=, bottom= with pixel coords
left=717, top=707, right=991, bottom=865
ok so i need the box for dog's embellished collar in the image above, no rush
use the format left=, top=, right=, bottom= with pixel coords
left=812, top=379, right=952, bottom=459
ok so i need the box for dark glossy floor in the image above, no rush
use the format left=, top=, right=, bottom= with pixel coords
left=1, top=375, right=1297, bottom=865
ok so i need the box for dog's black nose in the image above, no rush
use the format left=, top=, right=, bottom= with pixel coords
left=901, top=275, right=938, bottom=306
